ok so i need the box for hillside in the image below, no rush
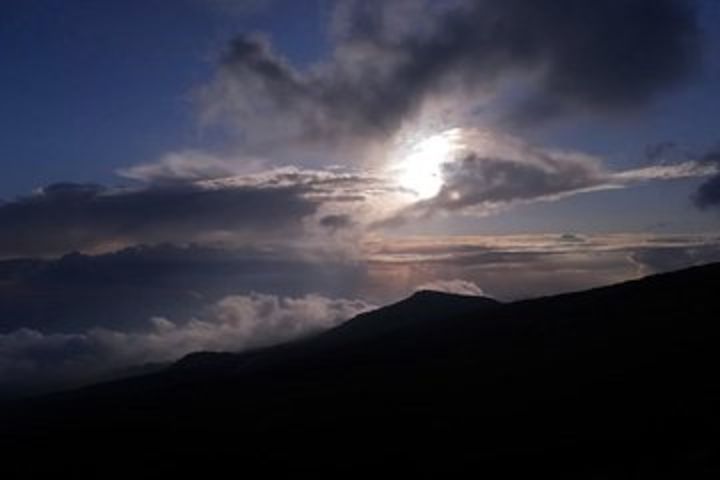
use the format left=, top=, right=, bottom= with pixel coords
left=2, top=264, right=720, bottom=478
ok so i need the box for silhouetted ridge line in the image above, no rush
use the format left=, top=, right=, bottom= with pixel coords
left=2, top=262, right=720, bottom=478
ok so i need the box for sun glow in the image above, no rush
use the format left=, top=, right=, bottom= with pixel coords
left=393, top=129, right=464, bottom=200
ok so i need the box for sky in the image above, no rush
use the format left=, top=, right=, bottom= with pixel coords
left=1, top=0, right=720, bottom=392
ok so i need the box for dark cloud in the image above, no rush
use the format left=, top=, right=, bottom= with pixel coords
left=0, top=243, right=370, bottom=334
left=499, top=0, right=701, bottom=123
left=428, top=150, right=603, bottom=211
left=374, top=130, right=714, bottom=227
left=0, top=181, right=314, bottom=257
left=203, top=0, right=701, bottom=145
left=0, top=170, right=380, bottom=258
left=375, top=140, right=610, bottom=225
left=693, top=147, right=720, bottom=209
left=319, top=214, right=353, bottom=231
left=559, top=233, right=586, bottom=243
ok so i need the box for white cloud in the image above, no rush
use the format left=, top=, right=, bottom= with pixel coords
left=415, top=279, right=485, bottom=296
left=613, top=162, right=718, bottom=182
left=0, top=292, right=374, bottom=389
left=117, top=151, right=241, bottom=183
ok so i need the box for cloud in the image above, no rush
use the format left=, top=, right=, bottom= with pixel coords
left=378, top=131, right=714, bottom=224
left=2, top=136, right=709, bottom=260
left=117, top=150, right=241, bottom=184
left=200, top=0, right=702, bottom=149
left=415, top=279, right=485, bottom=296
left=630, top=243, right=720, bottom=274
left=126, top=0, right=708, bottom=229
left=0, top=169, right=384, bottom=258
left=424, top=148, right=605, bottom=213
left=0, top=292, right=373, bottom=391
left=319, top=214, right=354, bottom=231
left=616, top=140, right=720, bottom=213
left=2, top=232, right=719, bottom=393
left=614, top=161, right=717, bottom=182
left=693, top=147, right=720, bottom=210
left=558, top=233, right=586, bottom=243
left=363, top=233, right=720, bottom=301
left=0, top=244, right=372, bottom=334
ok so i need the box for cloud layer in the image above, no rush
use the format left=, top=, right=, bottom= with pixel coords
left=0, top=169, right=385, bottom=257
left=379, top=130, right=714, bottom=224
left=0, top=292, right=372, bottom=391
left=693, top=147, right=720, bottom=210
left=1, top=232, right=719, bottom=393
left=0, top=2, right=715, bottom=396
left=363, top=232, right=720, bottom=300
left=201, top=0, right=702, bottom=150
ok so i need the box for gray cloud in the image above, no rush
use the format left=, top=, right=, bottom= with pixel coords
left=427, top=150, right=604, bottom=212
left=0, top=243, right=371, bottom=334
left=0, top=292, right=373, bottom=392
left=363, top=233, right=720, bottom=301
left=201, top=0, right=701, bottom=147
left=2, top=232, right=718, bottom=395
left=0, top=169, right=381, bottom=258
left=559, top=233, right=586, bottom=243
left=319, top=213, right=354, bottom=231
left=378, top=134, right=713, bottom=225
left=633, top=141, right=720, bottom=212
left=693, top=147, right=720, bottom=209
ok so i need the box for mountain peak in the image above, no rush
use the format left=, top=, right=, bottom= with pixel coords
left=317, top=288, right=501, bottom=345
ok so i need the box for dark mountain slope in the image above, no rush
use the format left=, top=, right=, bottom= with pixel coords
left=2, top=264, right=720, bottom=478
left=169, top=289, right=500, bottom=375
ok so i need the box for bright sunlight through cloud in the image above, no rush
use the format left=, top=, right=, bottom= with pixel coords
left=392, top=129, right=464, bottom=200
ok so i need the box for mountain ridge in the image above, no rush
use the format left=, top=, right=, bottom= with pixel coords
left=3, top=262, right=720, bottom=478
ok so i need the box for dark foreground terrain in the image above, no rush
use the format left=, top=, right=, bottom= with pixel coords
left=2, top=264, right=720, bottom=478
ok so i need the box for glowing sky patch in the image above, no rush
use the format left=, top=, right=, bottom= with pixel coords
left=392, top=129, right=465, bottom=200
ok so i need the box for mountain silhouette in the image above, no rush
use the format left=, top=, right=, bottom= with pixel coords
left=2, top=264, right=720, bottom=478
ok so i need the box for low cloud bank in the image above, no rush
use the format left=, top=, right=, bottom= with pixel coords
left=0, top=292, right=373, bottom=392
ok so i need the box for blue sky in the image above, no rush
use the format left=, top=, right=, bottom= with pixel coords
left=1, top=0, right=718, bottom=237
left=0, top=0, right=330, bottom=195
left=1, top=0, right=719, bottom=243
left=2, top=0, right=720, bottom=389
